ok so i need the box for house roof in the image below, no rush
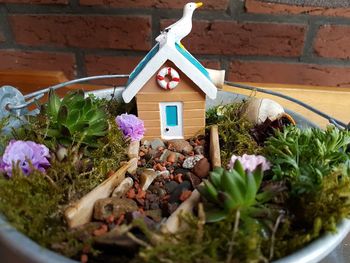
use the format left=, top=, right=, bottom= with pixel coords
left=122, top=35, right=217, bottom=103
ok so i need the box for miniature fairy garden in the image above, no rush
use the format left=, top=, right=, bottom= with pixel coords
left=0, top=88, right=350, bottom=263
left=1, top=2, right=350, bottom=263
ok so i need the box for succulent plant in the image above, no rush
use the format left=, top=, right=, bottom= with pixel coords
left=197, top=160, right=265, bottom=222
left=44, top=89, right=108, bottom=147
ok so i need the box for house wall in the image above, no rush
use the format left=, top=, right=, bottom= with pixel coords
left=136, top=61, right=206, bottom=140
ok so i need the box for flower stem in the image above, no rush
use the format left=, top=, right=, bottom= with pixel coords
left=226, top=209, right=240, bottom=263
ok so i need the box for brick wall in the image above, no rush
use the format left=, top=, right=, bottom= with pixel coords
left=1, top=0, right=350, bottom=87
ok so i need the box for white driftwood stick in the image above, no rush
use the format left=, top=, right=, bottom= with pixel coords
left=127, top=140, right=140, bottom=159
left=210, top=125, right=221, bottom=168
left=64, top=159, right=135, bottom=228
left=112, top=177, right=134, bottom=198
left=162, top=189, right=201, bottom=234
left=127, top=157, right=138, bottom=175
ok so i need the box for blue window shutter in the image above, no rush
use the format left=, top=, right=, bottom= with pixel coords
left=166, top=106, right=178, bottom=126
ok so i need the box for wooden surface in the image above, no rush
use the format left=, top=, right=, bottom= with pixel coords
left=223, top=82, right=350, bottom=128
left=0, top=70, right=110, bottom=96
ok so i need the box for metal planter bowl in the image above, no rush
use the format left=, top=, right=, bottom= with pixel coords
left=0, top=88, right=349, bottom=263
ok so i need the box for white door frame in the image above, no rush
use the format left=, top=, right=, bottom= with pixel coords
left=159, top=102, right=183, bottom=140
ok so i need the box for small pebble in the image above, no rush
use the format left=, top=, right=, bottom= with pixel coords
left=169, top=181, right=192, bottom=203
left=106, top=170, right=115, bottom=178
left=167, top=152, right=176, bottom=163
left=165, top=181, right=178, bottom=193
left=106, top=215, right=115, bottom=224
left=193, top=157, right=210, bottom=178
left=186, top=172, right=202, bottom=188
left=127, top=188, right=136, bottom=199
left=194, top=145, right=204, bottom=155
left=168, top=139, right=193, bottom=154
left=93, top=224, right=108, bottom=236
left=81, top=254, right=88, bottom=263
left=174, top=173, right=183, bottom=183
left=182, top=155, right=204, bottom=169
left=116, top=213, right=125, bottom=225
left=179, top=190, right=192, bottom=202
left=151, top=138, right=165, bottom=150
left=136, top=189, right=147, bottom=199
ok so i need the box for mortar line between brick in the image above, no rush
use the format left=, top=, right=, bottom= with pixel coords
left=0, top=5, right=15, bottom=47
left=240, top=12, right=350, bottom=24
left=229, top=0, right=245, bottom=21
left=300, top=19, right=320, bottom=62
left=5, top=41, right=350, bottom=67
left=69, top=0, right=79, bottom=10
left=75, top=49, right=86, bottom=78
left=151, top=10, right=160, bottom=47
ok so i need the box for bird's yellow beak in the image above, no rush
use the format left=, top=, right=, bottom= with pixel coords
left=196, top=2, right=203, bottom=8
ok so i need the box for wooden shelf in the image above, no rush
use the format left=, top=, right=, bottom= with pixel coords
left=223, top=82, right=350, bottom=128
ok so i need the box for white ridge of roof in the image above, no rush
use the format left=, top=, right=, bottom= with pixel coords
left=122, top=37, right=217, bottom=103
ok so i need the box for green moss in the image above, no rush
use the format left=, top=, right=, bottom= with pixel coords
left=0, top=171, right=63, bottom=246
left=0, top=97, right=129, bottom=257
left=90, top=118, right=128, bottom=179
left=138, top=212, right=265, bottom=263
left=206, top=103, right=262, bottom=166
left=272, top=166, right=350, bottom=259
left=0, top=116, right=11, bottom=155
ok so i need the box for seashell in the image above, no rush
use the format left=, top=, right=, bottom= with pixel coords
left=241, top=98, right=295, bottom=125
left=140, top=169, right=158, bottom=191
left=206, top=69, right=226, bottom=88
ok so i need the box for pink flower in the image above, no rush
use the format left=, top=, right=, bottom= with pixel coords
left=0, top=140, right=50, bottom=176
left=229, top=154, right=270, bottom=172
left=115, top=113, right=145, bottom=141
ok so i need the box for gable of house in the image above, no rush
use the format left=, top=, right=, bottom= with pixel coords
left=122, top=42, right=217, bottom=103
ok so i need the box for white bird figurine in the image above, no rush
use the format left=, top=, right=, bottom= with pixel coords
left=156, top=2, right=203, bottom=49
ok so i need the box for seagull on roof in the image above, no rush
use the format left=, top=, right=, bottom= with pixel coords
left=156, top=2, right=203, bottom=49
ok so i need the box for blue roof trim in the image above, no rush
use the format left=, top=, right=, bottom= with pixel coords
left=126, top=41, right=211, bottom=86
left=127, top=43, right=160, bottom=85
left=175, top=43, right=211, bottom=80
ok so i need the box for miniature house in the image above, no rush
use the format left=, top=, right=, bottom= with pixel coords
left=122, top=34, right=219, bottom=141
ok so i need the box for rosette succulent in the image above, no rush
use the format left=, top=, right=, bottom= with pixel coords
left=197, top=159, right=266, bottom=222
left=0, top=140, right=50, bottom=176
left=45, top=90, right=108, bottom=147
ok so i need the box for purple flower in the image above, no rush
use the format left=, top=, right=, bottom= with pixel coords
left=0, top=140, right=50, bottom=176
left=115, top=114, right=145, bottom=141
left=229, top=154, right=270, bottom=172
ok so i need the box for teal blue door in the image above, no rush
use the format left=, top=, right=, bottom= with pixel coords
left=166, top=105, right=178, bottom=126
left=160, top=102, right=183, bottom=139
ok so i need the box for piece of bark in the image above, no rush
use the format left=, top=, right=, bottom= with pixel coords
left=64, top=159, right=135, bottom=228
left=162, top=189, right=201, bottom=234
left=112, top=177, right=134, bottom=198
left=210, top=125, right=221, bottom=168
